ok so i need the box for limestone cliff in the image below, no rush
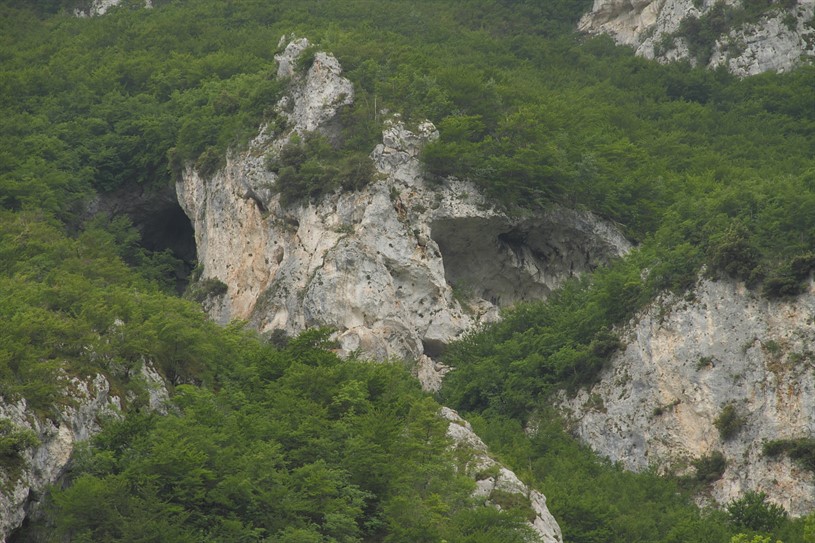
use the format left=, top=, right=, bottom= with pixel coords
left=0, top=365, right=168, bottom=541
left=579, top=0, right=815, bottom=76
left=560, top=278, right=815, bottom=515
left=177, top=38, right=631, bottom=378
left=177, top=36, right=633, bottom=542
left=74, top=0, right=152, bottom=17
left=442, top=408, right=563, bottom=543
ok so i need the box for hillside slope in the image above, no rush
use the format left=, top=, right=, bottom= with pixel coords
left=2, top=0, right=815, bottom=541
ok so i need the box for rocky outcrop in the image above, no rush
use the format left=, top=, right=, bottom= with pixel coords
left=0, top=365, right=167, bottom=541
left=275, top=37, right=355, bottom=133
left=177, top=36, right=634, bottom=542
left=441, top=407, right=563, bottom=542
left=579, top=0, right=815, bottom=76
left=177, top=38, right=631, bottom=376
left=75, top=0, right=152, bottom=17
left=560, top=278, right=815, bottom=515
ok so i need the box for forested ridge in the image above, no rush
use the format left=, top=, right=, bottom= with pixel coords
left=2, top=0, right=815, bottom=541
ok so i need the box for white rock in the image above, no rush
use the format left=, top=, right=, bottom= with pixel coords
left=75, top=0, right=152, bottom=17
left=560, top=278, right=815, bottom=515
left=441, top=407, right=563, bottom=542
left=274, top=37, right=354, bottom=133
left=580, top=0, right=815, bottom=75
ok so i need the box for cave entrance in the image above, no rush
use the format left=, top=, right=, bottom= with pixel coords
left=430, top=216, right=553, bottom=308
left=137, top=200, right=197, bottom=293
left=138, top=200, right=196, bottom=264
left=94, top=184, right=197, bottom=294
left=430, top=211, right=622, bottom=309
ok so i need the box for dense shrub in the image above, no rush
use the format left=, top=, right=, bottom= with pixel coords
left=0, top=419, right=40, bottom=460
left=693, top=450, right=728, bottom=482
left=269, top=133, right=374, bottom=206
left=184, top=277, right=228, bottom=303
left=726, top=491, right=788, bottom=533
left=714, top=404, right=746, bottom=440
left=707, top=220, right=761, bottom=282
left=762, top=437, right=815, bottom=473
left=762, top=253, right=815, bottom=299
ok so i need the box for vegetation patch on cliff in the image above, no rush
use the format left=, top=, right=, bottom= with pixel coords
left=763, top=438, right=815, bottom=473
left=266, top=132, right=374, bottom=206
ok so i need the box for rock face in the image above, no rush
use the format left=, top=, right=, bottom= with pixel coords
left=441, top=407, right=563, bottom=542
left=0, top=366, right=167, bottom=541
left=177, top=38, right=631, bottom=377
left=579, top=0, right=815, bottom=76
left=75, top=0, right=152, bottom=17
left=177, top=36, right=633, bottom=542
left=560, top=278, right=815, bottom=515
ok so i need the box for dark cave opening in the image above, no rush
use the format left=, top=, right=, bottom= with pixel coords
left=138, top=201, right=196, bottom=264
left=135, top=200, right=197, bottom=293
left=430, top=216, right=553, bottom=307
left=93, top=184, right=198, bottom=294
left=422, top=338, right=447, bottom=359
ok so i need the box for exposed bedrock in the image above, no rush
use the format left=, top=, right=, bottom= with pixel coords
left=177, top=38, right=631, bottom=372
left=560, top=278, right=815, bottom=515
left=579, top=0, right=815, bottom=76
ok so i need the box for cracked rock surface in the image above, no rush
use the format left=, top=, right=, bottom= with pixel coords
left=579, top=0, right=815, bottom=76
left=560, top=278, right=815, bottom=515
left=177, top=38, right=631, bottom=373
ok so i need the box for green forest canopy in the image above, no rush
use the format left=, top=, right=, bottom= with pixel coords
left=1, top=0, right=814, bottom=541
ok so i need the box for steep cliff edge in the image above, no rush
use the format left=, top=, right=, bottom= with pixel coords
left=177, top=37, right=633, bottom=542
left=579, top=0, right=815, bottom=75
left=177, top=38, right=631, bottom=374
left=560, top=278, right=815, bottom=514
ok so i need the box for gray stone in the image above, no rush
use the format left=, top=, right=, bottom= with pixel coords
left=560, top=278, right=815, bottom=515
left=0, top=366, right=168, bottom=540
left=441, top=407, right=563, bottom=543
left=579, top=0, right=815, bottom=75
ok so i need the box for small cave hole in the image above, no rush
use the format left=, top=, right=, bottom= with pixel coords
left=422, top=338, right=447, bottom=359
left=96, top=185, right=198, bottom=294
